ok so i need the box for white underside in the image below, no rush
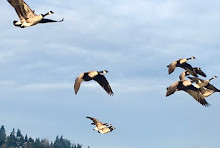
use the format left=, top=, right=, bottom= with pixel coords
left=21, top=22, right=32, bottom=27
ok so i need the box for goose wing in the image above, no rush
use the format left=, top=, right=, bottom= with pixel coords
left=86, top=117, right=104, bottom=128
left=7, top=0, right=36, bottom=21
left=184, top=85, right=210, bottom=107
left=188, top=77, right=202, bottom=83
left=166, top=81, right=179, bottom=97
left=74, top=73, right=84, bottom=94
left=179, top=71, right=188, bottom=81
left=167, top=61, right=177, bottom=74
left=179, top=62, right=193, bottom=70
left=193, top=68, right=206, bottom=77
left=206, top=84, right=220, bottom=92
left=180, top=63, right=197, bottom=77
left=93, top=75, right=114, bottom=96
left=39, top=18, right=64, bottom=23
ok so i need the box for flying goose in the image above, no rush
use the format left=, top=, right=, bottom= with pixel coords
left=7, top=0, right=64, bottom=28
left=166, top=80, right=210, bottom=107
left=86, top=116, right=115, bottom=134
left=179, top=67, right=206, bottom=81
left=167, top=57, right=196, bottom=76
left=74, top=70, right=114, bottom=96
left=188, top=76, right=219, bottom=91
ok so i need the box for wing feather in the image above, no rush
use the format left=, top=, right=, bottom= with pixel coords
left=74, top=73, right=84, bottom=94
left=194, top=68, right=206, bottom=77
left=166, top=81, right=179, bottom=97
left=86, top=116, right=103, bottom=128
left=179, top=71, right=187, bottom=81
left=184, top=86, right=210, bottom=107
left=167, top=61, right=177, bottom=74
left=206, top=84, right=220, bottom=92
left=8, top=0, right=35, bottom=21
left=93, top=75, right=114, bottom=96
left=40, top=18, right=64, bottom=23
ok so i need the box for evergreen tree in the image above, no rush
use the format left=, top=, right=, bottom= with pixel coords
left=0, top=125, right=6, bottom=146
left=25, top=134, right=28, bottom=142
left=0, top=125, right=89, bottom=148
left=40, top=139, right=50, bottom=148
left=16, top=129, right=22, bottom=137
left=6, top=128, right=16, bottom=147
left=34, top=138, right=41, bottom=148
left=16, top=129, right=25, bottom=147
left=76, top=143, right=82, bottom=148
left=54, top=136, right=72, bottom=148
left=28, top=137, right=34, bottom=143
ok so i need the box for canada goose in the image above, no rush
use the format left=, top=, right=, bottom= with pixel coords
left=166, top=80, right=210, bottom=106
left=86, top=116, right=115, bottom=134
left=179, top=67, right=206, bottom=81
left=167, top=57, right=196, bottom=76
left=74, top=70, right=114, bottom=96
left=7, top=0, right=64, bottom=28
left=188, top=76, right=218, bottom=90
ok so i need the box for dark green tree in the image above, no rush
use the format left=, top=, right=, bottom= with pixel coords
left=6, top=128, right=16, bottom=147
left=0, top=126, right=89, bottom=148
left=76, top=143, right=82, bottom=148
left=25, top=134, right=28, bottom=142
left=16, top=129, right=25, bottom=147
left=54, top=136, right=72, bottom=148
left=28, top=137, right=34, bottom=143
left=34, top=138, right=41, bottom=148
left=0, top=125, right=6, bottom=146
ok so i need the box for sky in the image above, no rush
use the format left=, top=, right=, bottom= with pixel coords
left=1, top=0, right=220, bottom=148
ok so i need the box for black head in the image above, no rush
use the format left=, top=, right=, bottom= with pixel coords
left=49, top=11, right=54, bottom=14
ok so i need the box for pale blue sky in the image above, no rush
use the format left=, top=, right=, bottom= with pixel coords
left=1, top=0, right=220, bottom=148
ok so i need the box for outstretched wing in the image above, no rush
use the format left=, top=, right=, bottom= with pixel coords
left=167, top=61, right=177, bottom=74
left=179, top=71, right=188, bottom=81
left=184, top=85, right=210, bottom=107
left=40, top=18, right=64, bottom=23
left=166, top=81, right=179, bottom=97
left=7, top=0, right=36, bottom=21
left=93, top=75, right=114, bottom=96
left=206, top=84, right=220, bottom=92
left=86, top=116, right=103, bottom=127
left=188, top=77, right=202, bottom=83
left=194, top=68, right=206, bottom=77
left=74, top=73, right=84, bottom=94
left=180, top=63, right=197, bottom=77
left=180, top=62, right=193, bottom=70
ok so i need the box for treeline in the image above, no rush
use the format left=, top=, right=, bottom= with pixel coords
left=0, top=125, right=89, bottom=148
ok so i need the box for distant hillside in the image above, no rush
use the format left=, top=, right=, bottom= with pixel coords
left=0, top=125, right=89, bottom=148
